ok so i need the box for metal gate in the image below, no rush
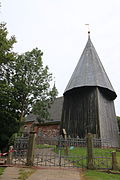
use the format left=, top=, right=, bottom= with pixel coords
left=12, top=134, right=114, bottom=169
left=34, top=137, right=87, bottom=168
left=92, top=138, right=112, bottom=169
left=13, top=133, right=29, bottom=165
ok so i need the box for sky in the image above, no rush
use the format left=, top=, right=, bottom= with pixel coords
left=1, top=0, right=120, bottom=116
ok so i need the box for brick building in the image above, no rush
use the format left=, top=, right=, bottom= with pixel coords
left=24, top=97, right=63, bottom=137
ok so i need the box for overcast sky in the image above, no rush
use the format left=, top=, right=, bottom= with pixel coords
left=1, top=0, right=120, bottom=116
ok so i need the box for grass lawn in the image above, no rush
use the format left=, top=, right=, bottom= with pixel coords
left=116, top=151, right=120, bottom=169
left=83, top=170, right=120, bottom=180
left=0, top=167, right=5, bottom=176
left=18, top=168, right=36, bottom=180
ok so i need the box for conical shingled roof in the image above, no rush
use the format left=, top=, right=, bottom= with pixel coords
left=64, top=35, right=117, bottom=99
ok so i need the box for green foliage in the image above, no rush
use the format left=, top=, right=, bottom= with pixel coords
left=18, top=168, right=36, bottom=180
left=0, top=23, right=19, bottom=151
left=0, top=23, right=16, bottom=59
left=116, top=151, right=120, bottom=169
left=0, top=23, right=16, bottom=83
left=0, top=23, right=58, bottom=150
left=12, top=48, right=58, bottom=122
left=0, top=167, right=5, bottom=176
left=33, top=84, right=58, bottom=123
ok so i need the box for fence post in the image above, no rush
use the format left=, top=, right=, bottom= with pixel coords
left=112, top=151, right=118, bottom=170
left=87, top=133, right=94, bottom=169
left=7, top=146, right=13, bottom=165
left=26, top=131, right=36, bottom=166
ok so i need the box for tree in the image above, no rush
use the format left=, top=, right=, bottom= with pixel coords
left=33, top=83, right=58, bottom=123
left=12, top=48, right=58, bottom=123
left=0, top=23, right=19, bottom=151
left=0, top=23, right=16, bottom=81
left=0, top=23, right=58, bottom=151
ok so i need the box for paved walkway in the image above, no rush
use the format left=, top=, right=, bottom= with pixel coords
left=0, top=167, right=19, bottom=180
left=27, top=167, right=81, bottom=180
left=0, top=166, right=82, bottom=180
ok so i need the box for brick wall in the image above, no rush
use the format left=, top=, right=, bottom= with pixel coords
left=37, top=124, right=60, bottom=138
left=24, top=122, right=60, bottom=138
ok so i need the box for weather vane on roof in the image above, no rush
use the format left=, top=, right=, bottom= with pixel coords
left=85, top=24, right=90, bottom=36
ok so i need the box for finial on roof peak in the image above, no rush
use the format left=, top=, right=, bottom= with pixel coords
left=88, top=31, right=90, bottom=38
left=85, top=24, right=90, bottom=38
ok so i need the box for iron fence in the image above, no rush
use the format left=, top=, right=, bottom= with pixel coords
left=12, top=133, right=29, bottom=165
left=12, top=134, right=116, bottom=169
